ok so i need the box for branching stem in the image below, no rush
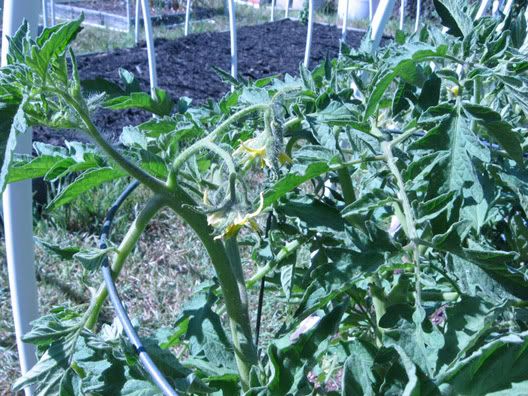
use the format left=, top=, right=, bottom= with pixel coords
left=382, top=138, right=422, bottom=307
left=83, top=195, right=166, bottom=329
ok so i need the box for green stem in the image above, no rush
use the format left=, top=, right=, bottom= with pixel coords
left=329, top=155, right=385, bottom=170
left=166, top=187, right=257, bottom=390
left=382, top=141, right=422, bottom=307
left=171, top=138, right=237, bottom=176
left=246, top=239, right=302, bottom=288
left=209, top=103, right=269, bottom=141
left=337, top=167, right=356, bottom=205
left=84, top=195, right=166, bottom=329
left=57, top=91, right=167, bottom=195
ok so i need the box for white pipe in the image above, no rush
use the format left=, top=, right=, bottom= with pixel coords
left=476, top=0, right=492, bottom=19
left=304, top=0, right=314, bottom=68
left=50, top=0, right=55, bottom=26
left=271, top=0, right=276, bottom=22
left=492, top=0, right=500, bottom=15
left=227, top=0, right=238, bottom=90
left=369, top=0, right=374, bottom=20
left=184, top=0, right=191, bottom=36
left=126, top=0, right=131, bottom=33
left=370, top=0, right=396, bottom=52
left=141, top=0, right=158, bottom=97
left=2, top=1, right=40, bottom=395
left=399, top=0, right=405, bottom=30
left=135, top=0, right=140, bottom=45
left=42, top=0, right=48, bottom=28
left=414, top=0, right=421, bottom=31
left=341, top=0, right=349, bottom=47
left=285, top=0, right=289, bottom=18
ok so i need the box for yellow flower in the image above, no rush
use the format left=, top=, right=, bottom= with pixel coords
left=234, top=133, right=291, bottom=170
left=451, top=85, right=460, bottom=97
left=216, top=193, right=265, bottom=240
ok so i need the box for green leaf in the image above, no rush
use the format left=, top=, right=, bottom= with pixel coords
left=383, top=306, right=445, bottom=377
left=462, top=103, right=523, bottom=163
left=120, top=380, right=162, bottom=396
left=27, top=16, right=84, bottom=78
left=73, top=247, right=115, bottom=272
left=48, top=167, right=125, bottom=209
left=411, top=105, right=490, bottom=193
left=35, top=238, right=81, bottom=260
left=438, top=332, right=528, bottom=395
left=0, top=99, right=28, bottom=193
left=433, top=0, right=472, bottom=37
left=263, top=162, right=330, bottom=208
left=342, top=340, right=377, bottom=396
left=120, top=126, right=148, bottom=150
left=104, top=88, right=174, bottom=116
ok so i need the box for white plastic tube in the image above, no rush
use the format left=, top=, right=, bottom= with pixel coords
left=303, top=0, right=314, bottom=68
left=370, top=0, right=396, bottom=51
left=271, top=0, right=276, bottom=22
left=341, top=0, right=349, bottom=46
left=476, top=0, right=492, bottom=19
left=141, top=0, right=158, bottom=97
left=42, top=0, right=48, bottom=28
left=399, top=0, right=405, bottom=29
left=50, top=0, right=55, bottom=26
left=184, top=0, right=191, bottom=36
left=414, top=0, right=421, bottom=31
left=285, top=0, right=290, bottom=18
left=126, top=0, right=131, bottom=33
left=369, top=0, right=374, bottom=20
left=2, top=1, right=40, bottom=395
left=227, top=0, right=238, bottom=90
left=135, top=0, right=140, bottom=45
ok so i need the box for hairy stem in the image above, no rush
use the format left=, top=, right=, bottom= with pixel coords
left=382, top=140, right=422, bottom=307
left=83, top=195, right=166, bottom=329
left=246, top=239, right=302, bottom=288
left=166, top=187, right=257, bottom=390
left=57, top=91, right=167, bottom=194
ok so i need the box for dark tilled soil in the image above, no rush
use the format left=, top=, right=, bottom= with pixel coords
left=35, top=19, right=367, bottom=144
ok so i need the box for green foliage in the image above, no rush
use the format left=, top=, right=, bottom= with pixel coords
left=2, top=1, right=528, bottom=394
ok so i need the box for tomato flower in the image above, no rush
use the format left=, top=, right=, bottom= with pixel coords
left=234, top=131, right=291, bottom=171
left=204, top=192, right=265, bottom=239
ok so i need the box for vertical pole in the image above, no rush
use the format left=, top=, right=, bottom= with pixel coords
left=285, top=0, right=289, bottom=18
left=340, top=0, right=349, bottom=51
left=184, top=0, right=191, bottom=36
left=303, top=0, right=313, bottom=67
left=42, top=0, right=48, bottom=28
left=271, top=0, right=276, bottom=22
left=50, top=0, right=55, bottom=26
left=414, top=0, right=421, bottom=31
left=141, top=0, right=158, bottom=97
left=135, top=0, right=141, bottom=45
left=2, top=1, right=40, bottom=395
left=370, top=0, right=396, bottom=51
left=228, top=0, right=238, bottom=91
left=399, top=0, right=405, bottom=30
left=475, top=0, right=491, bottom=18
left=126, top=0, right=131, bottom=33
left=369, top=0, right=374, bottom=20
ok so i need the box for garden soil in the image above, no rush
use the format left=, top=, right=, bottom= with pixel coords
left=35, top=19, right=367, bottom=144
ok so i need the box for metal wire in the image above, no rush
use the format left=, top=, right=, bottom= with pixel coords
left=98, top=180, right=179, bottom=396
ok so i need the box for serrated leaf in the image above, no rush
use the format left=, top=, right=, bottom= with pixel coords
left=104, top=88, right=174, bottom=116
left=0, top=99, right=28, bottom=193
left=462, top=103, right=523, bottom=163
left=73, top=247, right=115, bottom=272
left=48, top=167, right=125, bottom=209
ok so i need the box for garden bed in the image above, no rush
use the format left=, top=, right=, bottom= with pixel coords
left=53, top=0, right=218, bottom=31
left=35, top=19, right=368, bottom=145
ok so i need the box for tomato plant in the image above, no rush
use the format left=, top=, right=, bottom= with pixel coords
left=2, top=1, right=528, bottom=394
